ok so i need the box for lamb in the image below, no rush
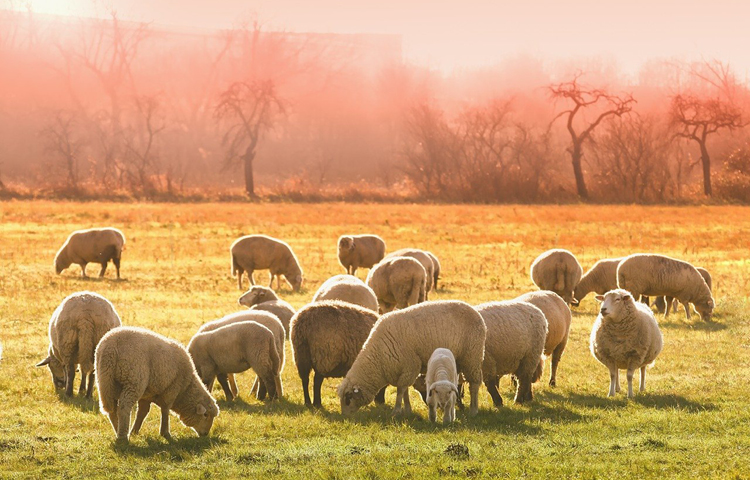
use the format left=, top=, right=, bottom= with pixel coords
left=197, top=310, right=285, bottom=400
left=475, top=300, right=547, bottom=406
left=337, top=234, right=386, bottom=275
left=36, top=291, right=121, bottom=398
left=289, top=300, right=385, bottom=408
left=238, top=285, right=295, bottom=337
left=365, top=256, right=426, bottom=313
left=95, top=326, right=219, bottom=443
left=384, top=248, right=435, bottom=295
left=572, top=258, right=623, bottom=306
left=425, top=251, right=441, bottom=290
left=188, top=321, right=283, bottom=402
left=530, top=249, right=583, bottom=305
left=54, top=227, right=125, bottom=279
left=338, top=300, right=486, bottom=417
left=617, top=254, right=714, bottom=321
left=312, top=274, right=379, bottom=312
left=590, top=289, right=663, bottom=398
left=653, top=267, right=713, bottom=316
left=425, top=348, right=459, bottom=425
left=515, top=290, right=571, bottom=387
left=230, top=235, right=303, bottom=292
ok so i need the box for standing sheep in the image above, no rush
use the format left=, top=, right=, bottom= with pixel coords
left=384, top=248, right=435, bottom=296
left=617, top=254, right=714, bottom=321
left=516, top=290, right=571, bottom=387
left=54, top=227, right=125, bottom=279
left=476, top=300, right=547, bottom=406
left=653, top=267, right=713, bottom=316
left=312, top=274, right=379, bottom=312
left=337, top=234, right=386, bottom=276
left=366, top=256, right=426, bottom=313
left=231, top=235, right=303, bottom=292
left=95, top=326, right=219, bottom=443
left=338, top=300, right=486, bottom=417
left=530, top=249, right=583, bottom=305
left=36, top=291, right=121, bottom=398
left=590, top=289, right=663, bottom=398
left=238, top=285, right=295, bottom=336
left=289, top=301, right=384, bottom=408
left=188, top=321, right=282, bottom=401
left=425, top=251, right=441, bottom=290
left=425, top=348, right=459, bottom=425
left=572, top=258, right=623, bottom=306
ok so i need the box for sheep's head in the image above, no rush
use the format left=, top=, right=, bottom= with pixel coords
left=694, top=297, right=714, bottom=322
left=595, top=289, right=634, bottom=320
left=54, top=252, right=70, bottom=275
left=338, top=236, right=354, bottom=253
left=179, top=401, right=219, bottom=437
left=36, top=349, right=66, bottom=389
left=427, top=381, right=458, bottom=413
left=338, top=378, right=369, bottom=415
left=289, top=274, right=303, bottom=293
left=238, top=286, right=276, bottom=308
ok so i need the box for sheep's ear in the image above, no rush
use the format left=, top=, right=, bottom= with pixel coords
left=595, top=295, right=604, bottom=302
left=36, top=356, right=51, bottom=367
left=622, top=293, right=632, bottom=302
left=196, top=404, right=207, bottom=415
left=571, top=298, right=580, bottom=307
left=349, top=240, right=355, bottom=251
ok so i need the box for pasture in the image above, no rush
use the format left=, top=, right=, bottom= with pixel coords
left=0, top=201, right=749, bottom=479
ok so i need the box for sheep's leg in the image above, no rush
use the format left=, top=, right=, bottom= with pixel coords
left=107, top=410, right=119, bottom=436
left=217, top=374, right=234, bottom=401
left=351, top=266, right=357, bottom=276
left=229, top=374, right=239, bottom=397
left=428, top=402, right=437, bottom=422
left=550, top=340, right=567, bottom=387
left=81, top=263, right=88, bottom=278
left=78, top=371, right=87, bottom=396
left=236, top=269, right=244, bottom=290
left=615, top=369, right=621, bottom=393
left=300, top=370, right=312, bottom=406
left=684, top=302, right=691, bottom=320
left=393, top=386, right=407, bottom=415
left=639, top=366, right=647, bottom=392
left=608, top=366, right=618, bottom=397
left=65, top=362, right=76, bottom=397
left=277, top=275, right=282, bottom=290
left=312, top=372, right=324, bottom=408
left=257, top=379, right=268, bottom=400
left=159, top=405, right=172, bottom=440
left=130, top=400, right=151, bottom=435
left=248, top=270, right=255, bottom=286
left=374, top=387, right=386, bottom=404
left=514, top=376, right=532, bottom=404
left=403, top=388, right=412, bottom=415
left=468, top=382, right=480, bottom=415
left=116, top=394, right=138, bottom=442
left=113, top=257, right=121, bottom=279
left=99, top=262, right=107, bottom=278
left=443, top=401, right=454, bottom=425
left=86, top=372, right=95, bottom=398
left=485, top=378, right=503, bottom=407
left=626, top=369, right=635, bottom=398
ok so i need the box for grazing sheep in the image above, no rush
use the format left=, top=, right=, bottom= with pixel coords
left=95, top=326, right=219, bottom=443
left=425, top=251, right=441, bottom=290
left=654, top=267, right=713, bottom=316
left=617, top=254, right=714, bottom=321
left=231, top=235, right=303, bottom=292
left=516, top=290, right=571, bottom=387
left=530, top=249, right=582, bottom=305
left=289, top=301, right=385, bottom=408
left=338, top=300, right=486, bottom=417
left=590, top=289, right=663, bottom=398
left=36, top=291, right=121, bottom=398
left=425, top=348, right=459, bottom=425
left=572, top=258, right=623, bottom=306
left=188, top=321, right=282, bottom=402
left=238, top=285, right=295, bottom=336
left=475, top=300, right=547, bottom=406
left=337, top=234, right=386, bottom=275
left=312, top=274, right=379, bottom=312
left=366, top=256, right=426, bottom=313
left=384, top=248, right=435, bottom=295
left=54, top=227, right=125, bottom=279
left=198, top=310, right=285, bottom=400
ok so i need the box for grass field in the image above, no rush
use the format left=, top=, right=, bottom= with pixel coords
left=1, top=201, right=749, bottom=479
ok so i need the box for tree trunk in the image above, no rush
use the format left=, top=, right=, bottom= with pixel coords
left=571, top=143, right=589, bottom=200
left=699, top=141, right=712, bottom=197
left=243, top=148, right=256, bottom=197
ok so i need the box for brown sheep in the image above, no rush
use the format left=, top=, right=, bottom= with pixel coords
left=230, top=235, right=303, bottom=292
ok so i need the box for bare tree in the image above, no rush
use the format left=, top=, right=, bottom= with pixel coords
left=550, top=75, right=635, bottom=199
left=123, top=96, right=165, bottom=193
left=41, top=112, right=87, bottom=190
left=215, top=80, right=285, bottom=197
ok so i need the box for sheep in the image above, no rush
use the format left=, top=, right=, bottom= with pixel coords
left=366, top=256, right=426, bottom=313
left=425, top=348, right=459, bottom=425
left=54, top=227, right=125, bottom=279
left=238, top=285, right=295, bottom=336
left=425, top=251, right=441, bottom=290
left=475, top=300, right=547, bottom=406
left=36, top=291, right=121, bottom=398
left=198, top=310, right=285, bottom=400
left=95, top=326, right=219, bottom=443
left=530, top=249, right=583, bottom=305
left=338, top=300, right=486, bottom=417
left=230, top=234, right=303, bottom=292
left=516, top=290, right=571, bottom=387
left=653, top=267, right=713, bottom=316
left=384, top=248, right=435, bottom=296
left=337, top=234, right=386, bottom=275
left=312, top=274, right=379, bottom=312
left=617, top=254, right=715, bottom=321
left=188, top=321, right=282, bottom=402
left=572, top=258, right=623, bottom=306
left=590, top=289, right=663, bottom=398
left=289, top=300, right=385, bottom=408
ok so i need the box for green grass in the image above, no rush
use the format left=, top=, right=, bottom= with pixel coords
left=1, top=201, right=749, bottom=479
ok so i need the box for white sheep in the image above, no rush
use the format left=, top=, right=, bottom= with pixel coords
left=188, top=321, right=283, bottom=401
left=338, top=300, right=486, bottom=417
left=425, top=251, right=441, bottom=290
left=230, top=234, right=303, bottom=292
left=617, top=254, right=714, bottom=321
left=384, top=248, right=435, bottom=296
left=654, top=266, right=713, bottom=316
left=337, top=234, right=386, bottom=275
left=312, top=274, right=379, bottom=312
left=476, top=300, right=547, bottom=406
left=530, top=249, right=583, bottom=305
left=54, top=227, right=125, bottom=279
left=366, top=256, right=426, bottom=313
left=95, top=326, right=219, bottom=443
left=238, top=285, right=295, bottom=337
left=36, top=291, right=121, bottom=398
left=425, top=348, right=459, bottom=425
left=572, top=258, right=623, bottom=306
left=590, top=289, right=663, bottom=398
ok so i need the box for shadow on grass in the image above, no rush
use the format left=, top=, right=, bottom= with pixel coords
left=57, top=391, right=100, bottom=413
left=542, top=390, right=716, bottom=413
left=217, top=396, right=309, bottom=416
left=112, top=435, right=227, bottom=458
left=658, top=319, right=726, bottom=332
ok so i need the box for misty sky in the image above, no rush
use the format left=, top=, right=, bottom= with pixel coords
left=24, top=0, right=750, bottom=75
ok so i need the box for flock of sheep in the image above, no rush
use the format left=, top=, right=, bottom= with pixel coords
left=36, top=227, right=715, bottom=442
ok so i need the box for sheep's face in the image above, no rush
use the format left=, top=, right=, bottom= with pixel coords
left=338, top=237, right=354, bottom=254
left=289, top=274, right=303, bottom=292
left=54, top=254, right=70, bottom=275
left=238, top=286, right=270, bottom=308
left=36, top=352, right=66, bottom=389
left=181, top=403, right=219, bottom=437
left=338, top=380, right=368, bottom=415
left=427, top=382, right=458, bottom=413
left=695, top=298, right=714, bottom=321
left=596, top=289, right=633, bottom=320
